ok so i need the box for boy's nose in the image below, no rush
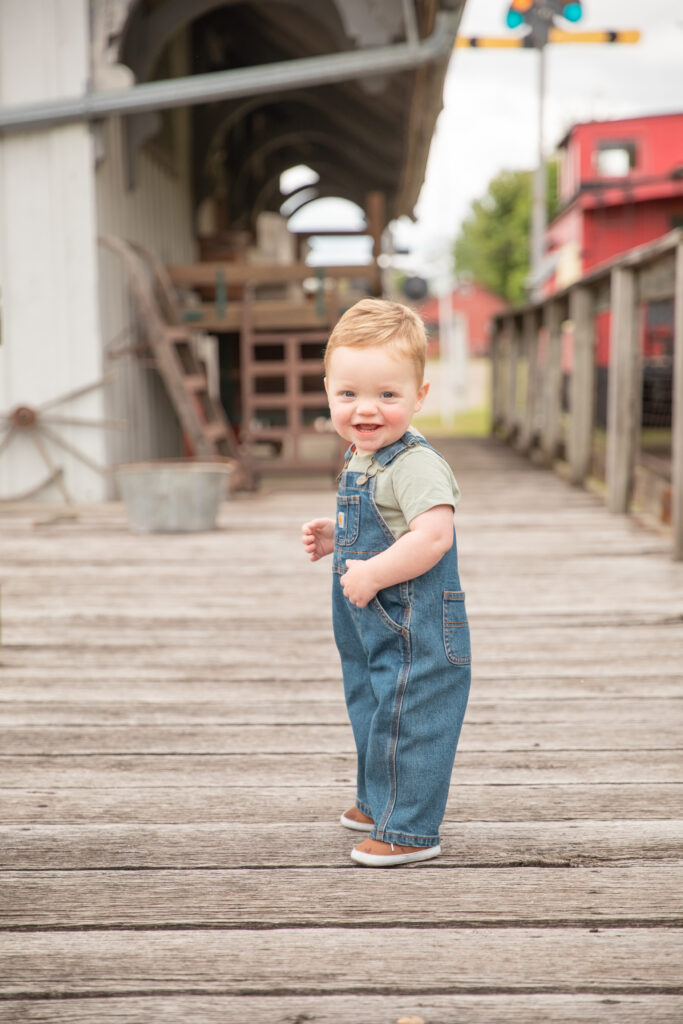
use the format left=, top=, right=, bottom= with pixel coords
left=356, top=396, right=377, bottom=415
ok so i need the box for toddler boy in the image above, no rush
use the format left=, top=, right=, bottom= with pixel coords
left=302, top=298, right=471, bottom=866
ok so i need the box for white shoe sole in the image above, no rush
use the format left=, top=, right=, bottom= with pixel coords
left=351, top=844, right=442, bottom=867
left=340, top=812, right=374, bottom=832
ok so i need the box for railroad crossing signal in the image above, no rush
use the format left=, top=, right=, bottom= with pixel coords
left=506, top=0, right=582, bottom=47
left=456, top=0, right=639, bottom=50
left=451, top=4, right=641, bottom=297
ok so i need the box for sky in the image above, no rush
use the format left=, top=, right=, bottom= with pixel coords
left=291, top=0, right=683, bottom=274
left=407, top=0, right=683, bottom=267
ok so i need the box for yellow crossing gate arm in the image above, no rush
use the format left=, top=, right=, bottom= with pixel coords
left=455, top=29, right=641, bottom=48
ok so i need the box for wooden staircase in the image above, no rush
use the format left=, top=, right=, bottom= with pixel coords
left=100, top=237, right=241, bottom=467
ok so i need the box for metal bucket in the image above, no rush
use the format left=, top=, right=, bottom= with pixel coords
left=115, top=459, right=235, bottom=533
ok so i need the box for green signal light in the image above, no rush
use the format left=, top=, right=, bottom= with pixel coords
left=563, top=2, right=583, bottom=21
left=506, top=10, right=525, bottom=28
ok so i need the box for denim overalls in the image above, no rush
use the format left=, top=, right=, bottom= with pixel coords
left=332, top=431, right=471, bottom=849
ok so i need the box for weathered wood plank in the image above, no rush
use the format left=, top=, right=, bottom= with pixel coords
left=6, top=622, right=681, bottom=655
left=1, top=697, right=680, bottom=726
left=3, top=784, right=679, bottom=825
left=2, top=671, right=682, bottom=699
left=3, top=865, right=682, bottom=929
left=0, top=750, right=677, bottom=787
left=3, top=821, right=681, bottom=870
left=2, top=717, right=680, bottom=752
left=167, top=260, right=374, bottom=286
left=2, top=929, right=682, bottom=996
left=1, top=994, right=681, bottom=1024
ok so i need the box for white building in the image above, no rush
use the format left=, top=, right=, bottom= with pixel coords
left=0, top=0, right=463, bottom=501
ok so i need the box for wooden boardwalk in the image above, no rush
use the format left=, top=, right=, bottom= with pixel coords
left=1, top=437, right=682, bottom=1023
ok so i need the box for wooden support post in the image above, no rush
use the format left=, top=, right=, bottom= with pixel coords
left=490, top=321, right=502, bottom=434
left=365, top=191, right=385, bottom=296
left=568, top=285, right=595, bottom=486
left=606, top=266, right=641, bottom=513
left=506, top=317, right=521, bottom=442
left=519, top=311, right=539, bottom=453
left=542, top=299, right=563, bottom=464
left=672, top=241, right=683, bottom=559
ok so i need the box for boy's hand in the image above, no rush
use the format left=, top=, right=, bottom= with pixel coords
left=301, top=518, right=335, bottom=561
left=340, top=559, right=379, bottom=608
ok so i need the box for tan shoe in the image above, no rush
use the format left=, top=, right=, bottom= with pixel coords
left=339, top=807, right=374, bottom=832
left=351, top=840, right=441, bottom=867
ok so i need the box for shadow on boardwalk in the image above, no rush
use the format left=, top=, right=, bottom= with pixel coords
left=1, top=437, right=682, bottom=1022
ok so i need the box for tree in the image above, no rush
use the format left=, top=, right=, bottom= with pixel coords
left=453, top=163, right=559, bottom=305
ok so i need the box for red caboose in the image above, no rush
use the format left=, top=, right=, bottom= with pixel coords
left=544, top=112, right=683, bottom=426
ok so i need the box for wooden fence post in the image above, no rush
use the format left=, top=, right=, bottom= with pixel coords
left=490, top=321, right=503, bottom=434
left=519, top=311, right=539, bottom=453
left=499, top=313, right=520, bottom=438
left=507, top=317, right=524, bottom=442
left=606, top=266, right=641, bottom=513
left=672, top=241, right=683, bottom=559
left=542, top=299, right=563, bottom=464
left=568, top=285, right=595, bottom=485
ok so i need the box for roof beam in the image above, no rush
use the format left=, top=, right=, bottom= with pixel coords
left=0, top=12, right=459, bottom=133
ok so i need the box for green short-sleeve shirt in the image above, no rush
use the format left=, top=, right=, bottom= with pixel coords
left=347, top=439, right=461, bottom=540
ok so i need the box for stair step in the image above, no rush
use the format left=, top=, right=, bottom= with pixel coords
left=182, top=375, right=207, bottom=392
left=163, top=326, right=192, bottom=342
left=203, top=423, right=229, bottom=441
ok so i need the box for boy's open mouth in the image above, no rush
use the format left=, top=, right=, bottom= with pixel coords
left=353, top=423, right=381, bottom=433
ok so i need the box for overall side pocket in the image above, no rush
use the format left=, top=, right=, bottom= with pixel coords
left=443, top=590, right=471, bottom=665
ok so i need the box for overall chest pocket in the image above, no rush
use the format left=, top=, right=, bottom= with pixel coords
left=443, top=590, right=471, bottom=665
left=335, top=495, right=361, bottom=546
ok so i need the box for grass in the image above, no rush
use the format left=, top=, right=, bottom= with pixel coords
left=414, top=405, right=491, bottom=438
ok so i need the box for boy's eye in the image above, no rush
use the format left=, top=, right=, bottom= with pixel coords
left=340, top=390, right=355, bottom=398
left=380, top=391, right=395, bottom=399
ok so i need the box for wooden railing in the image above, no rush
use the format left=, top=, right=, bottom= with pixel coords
left=166, top=261, right=377, bottom=332
left=490, top=229, right=683, bottom=559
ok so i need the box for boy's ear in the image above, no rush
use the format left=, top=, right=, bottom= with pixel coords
left=415, top=380, right=430, bottom=412
left=323, top=376, right=329, bottom=395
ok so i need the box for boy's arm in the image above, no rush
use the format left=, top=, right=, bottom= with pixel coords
left=301, top=517, right=335, bottom=561
left=340, top=504, right=454, bottom=607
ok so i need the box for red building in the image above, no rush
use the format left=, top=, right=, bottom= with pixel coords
left=419, top=279, right=509, bottom=357
left=546, top=111, right=683, bottom=293
left=544, top=112, right=683, bottom=427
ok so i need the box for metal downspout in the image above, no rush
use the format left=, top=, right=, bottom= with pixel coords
left=0, top=12, right=460, bottom=134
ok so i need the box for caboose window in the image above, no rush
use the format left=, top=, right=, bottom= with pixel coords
left=595, top=141, right=637, bottom=178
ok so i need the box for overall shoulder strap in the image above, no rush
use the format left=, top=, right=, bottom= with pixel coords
left=373, top=431, right=430, bottom=468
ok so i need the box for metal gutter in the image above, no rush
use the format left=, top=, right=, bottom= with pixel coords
left=0, top=11, right=459, bottom=134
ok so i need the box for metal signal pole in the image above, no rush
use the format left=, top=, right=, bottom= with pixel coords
left=531, top=44, right=547, bottom=294
left=455, top=9, right=640, bottom=299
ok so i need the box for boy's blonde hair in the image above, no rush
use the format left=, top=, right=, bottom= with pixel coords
left=325, top=298, right=427, bottom=385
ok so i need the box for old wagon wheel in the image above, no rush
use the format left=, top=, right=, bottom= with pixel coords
left=0, top=374, right=123, bottom=509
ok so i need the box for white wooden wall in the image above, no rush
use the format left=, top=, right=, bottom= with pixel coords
left=95, top=31, right=197, bottom=487
left=0, top=0, right=106, bottom=502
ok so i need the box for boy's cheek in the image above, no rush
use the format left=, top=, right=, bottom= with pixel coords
left=383, top=405, right=413, bottom=428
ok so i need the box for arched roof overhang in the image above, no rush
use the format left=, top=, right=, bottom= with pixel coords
left=114, top=0, right=464, bottom=233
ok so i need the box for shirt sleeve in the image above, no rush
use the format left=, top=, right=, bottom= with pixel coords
left=388, top=446, right=461, bottom=526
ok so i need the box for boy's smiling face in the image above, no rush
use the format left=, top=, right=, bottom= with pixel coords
left=325, top=344, right=429, bottom=455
